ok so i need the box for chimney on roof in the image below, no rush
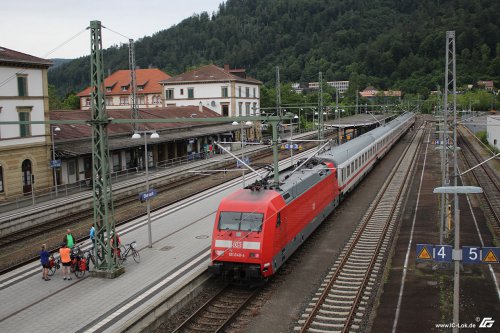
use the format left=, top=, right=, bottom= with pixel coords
left=224, top=64, right=229, bottom=72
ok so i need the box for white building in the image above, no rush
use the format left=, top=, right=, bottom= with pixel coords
left=0, top=46, right=52, bottom=200
left=160, top=64, right=262, bottom=117
left=308, top=81, right=350, bottom=95
left=486, top=115, right=500, bottom=150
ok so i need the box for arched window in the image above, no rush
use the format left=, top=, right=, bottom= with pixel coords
left=22, top=159, right=32, bottom=194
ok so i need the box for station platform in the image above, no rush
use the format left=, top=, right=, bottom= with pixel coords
left=0, top=170, right=243, bottom=332
left=0, top=114, right=397, bottom=333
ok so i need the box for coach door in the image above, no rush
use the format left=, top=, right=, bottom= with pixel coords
left=21, top=159, right=32, bottom=194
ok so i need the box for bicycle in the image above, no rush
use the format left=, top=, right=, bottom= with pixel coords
left=117, top=241, right=140, bottom=264
left=47, top=256, right=60, bottom=276
left=70, top=246, right=87, bottom=278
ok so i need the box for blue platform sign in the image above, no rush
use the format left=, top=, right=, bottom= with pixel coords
left=416, top=244, right=433, bottom=262
left=434, top=245, right=452, bottom=262
left=236, top=156, right=250, bottom=168
left=462, top=246, right=482, bottom=264
left=139, top=189, right=157, bottom=202
left=50, top=159, right=62, bottom=168
left=482, top=247, right=500, bottom=264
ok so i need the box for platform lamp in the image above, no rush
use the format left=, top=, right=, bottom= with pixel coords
left=51, top=126, right=61, bottom=196
left=132, top=130, right=159, bottom=248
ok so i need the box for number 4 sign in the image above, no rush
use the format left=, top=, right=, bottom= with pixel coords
left=434, top=245, right=452, bottom=262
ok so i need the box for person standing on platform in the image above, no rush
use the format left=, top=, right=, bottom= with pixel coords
left=40, top=244, right=50, bottom=281
left=64, top=229, right=75, bottom=249
left=89, top=225, right=95, bottom=248
left=59, top=243, right=72, bottom=280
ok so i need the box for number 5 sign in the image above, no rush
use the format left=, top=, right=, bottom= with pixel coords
left=462, top=246, right=482, bottom=264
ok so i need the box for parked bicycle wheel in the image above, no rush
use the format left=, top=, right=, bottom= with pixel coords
left=48, top=258, right=59, bottom=276
left=132, top=248, right=140, bottom=263
left=118, top=245, right=126, bottom=264
left=74, top=261, right=85, bottom=278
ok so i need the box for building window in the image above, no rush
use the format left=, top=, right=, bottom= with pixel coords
left=121, top=85, right=129, bottom=92
left=152, top=95, right=161, bottom=104
left=221, top=86, right=228, bottom=98
left=245, top=102, right=250, bottom=115
left=188, top=88, right=194, bottom=99
left=0, top=165, right=4, bottom=192
left=119, top=97, right=129, bottom=105
left=85, top=98, right=91, bottom=106
left=106, top=97, right=113, bottom=106
left=238, top=86, right=242, bottom=97
left=18, top=108, right=31, bottom=137
left=165, top=89, right=174, bottom=100
left=180, top=89, right=184, bottom=95
left=137, top=85, right=144, bottom=91
left=17, top=75, right=28, bottom=96
left=137, top=96, right=145, bottom=105
left=106, top=87, right=112, bottom=92
left=238, top=102, right=243, bottom=116
left=253, top=87, right=256, bottom=97
left=245, top=87, right=249, bottom=97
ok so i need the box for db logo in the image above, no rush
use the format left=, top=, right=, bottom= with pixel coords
left=232, top=241, right=242, bottom=249
left=479, top=317, right=495, bottom=328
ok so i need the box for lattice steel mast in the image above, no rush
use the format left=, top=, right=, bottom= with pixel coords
left=89, top=20, right=122, bottom=277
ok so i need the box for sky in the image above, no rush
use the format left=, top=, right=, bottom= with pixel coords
left=1, top=0, right=223, bottom=59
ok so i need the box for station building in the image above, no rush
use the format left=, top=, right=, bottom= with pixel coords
left=77, top=68, right=171, bottom=110
left=160, top=64, right=262, bottom=117
left=0, top=47, right=53, bottom=200
left=50, top=106, right=257, bottom=187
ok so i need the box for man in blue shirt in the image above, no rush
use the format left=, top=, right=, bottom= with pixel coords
left=89, top=225, right=95, bottom=248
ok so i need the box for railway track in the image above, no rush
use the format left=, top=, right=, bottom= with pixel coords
left=295, top=126, right=424, bottom=332
left=458, top=127, right=500, bottom=240
left=172, top=285, right=259, bottom=333
left=0, top=132, right=335, bottom=273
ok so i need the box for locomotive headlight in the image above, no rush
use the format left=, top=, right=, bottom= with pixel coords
left=249, top=252, right=260, bottom=258
left=215, top=250, right=225, bottom=256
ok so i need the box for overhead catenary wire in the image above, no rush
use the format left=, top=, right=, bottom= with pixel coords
left=0, top=28, right=88, bottom=89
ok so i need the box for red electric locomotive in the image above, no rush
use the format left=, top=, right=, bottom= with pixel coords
left=209, top=112, right=415, bottom=281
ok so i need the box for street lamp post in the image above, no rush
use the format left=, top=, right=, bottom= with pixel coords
left=132, top=130, right=159, bottom=248
left=51, top=126, right=61, bottom=196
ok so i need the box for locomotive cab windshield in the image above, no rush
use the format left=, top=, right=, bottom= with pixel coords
left=218, top=212, right=264, bottom=232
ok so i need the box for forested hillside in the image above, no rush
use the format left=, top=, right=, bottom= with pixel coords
left=49, top=0, right=500, bottom=98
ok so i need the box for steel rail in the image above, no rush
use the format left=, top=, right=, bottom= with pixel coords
left=299, top=124, right=422, bottom=332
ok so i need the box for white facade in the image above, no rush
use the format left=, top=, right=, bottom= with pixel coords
left=487, top=115, right=500, bottom=150
left=0, top=67, right=46, bottom=143
left=163, top=81, right=260, bottom=117
left=0, top=51, right=52, bottom=199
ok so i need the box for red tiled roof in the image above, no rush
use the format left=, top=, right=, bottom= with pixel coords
left=50, top=106, right=221, bottom=141
left=160, top=64, right=262, bottom=85
left=77, top=68, right=171, bottom=97
left=0, top=46, right=52, bottom=67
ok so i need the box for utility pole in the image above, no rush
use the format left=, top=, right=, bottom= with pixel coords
left=129, top=39, right=138, bottom=132
left=89, top=20, right=123, bottom=278
left=276, top=66, right=281, bottom=117
left=318, top=72, right=324, bottom=144
left=445, top=30, right=461, bottom=333
left=355, top=89, right=359, bottom=115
